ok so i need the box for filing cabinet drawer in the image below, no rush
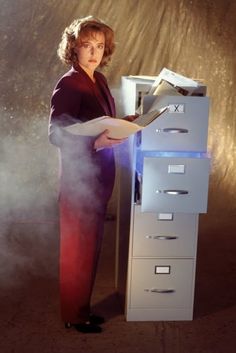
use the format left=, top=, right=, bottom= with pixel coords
left=129, top=258, right=194, bottom=308
left=141, top=95, right=209, bottom=152
left=132, top=206, right=198, bottom=257
left=141, top=156, right=210, bottom=213
left=121, top=77, right=153, bottom=114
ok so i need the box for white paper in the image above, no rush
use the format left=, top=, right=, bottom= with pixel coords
left=64, top=116, right=143, bottom=139
left=149, top=67, right=199, bottom=95
left=63, top=107, right=167, bottom=139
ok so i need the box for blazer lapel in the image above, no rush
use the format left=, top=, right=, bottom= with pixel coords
left=95, top=76, right=116, bottom=117
left=72, top=65, right=116, bottom=117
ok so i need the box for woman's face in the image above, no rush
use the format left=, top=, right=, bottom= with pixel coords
left=76, top=31, right=105, bottom=73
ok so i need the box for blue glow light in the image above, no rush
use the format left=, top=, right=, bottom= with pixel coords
left=136, top=147, right=211, bottom=174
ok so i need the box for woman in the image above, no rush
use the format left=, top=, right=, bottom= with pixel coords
left=49, top=16, right=129, bottom=333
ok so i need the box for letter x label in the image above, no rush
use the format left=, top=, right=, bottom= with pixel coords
left=168, top=103, right=185, bottom=113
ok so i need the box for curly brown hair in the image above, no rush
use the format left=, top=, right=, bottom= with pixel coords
left=57, top=16, right=115, bottom=68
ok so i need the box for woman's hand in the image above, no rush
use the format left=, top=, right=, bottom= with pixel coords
left=94, top=129, right=127, bottom=150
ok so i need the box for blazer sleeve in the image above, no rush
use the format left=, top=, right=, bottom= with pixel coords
left=48, top=76, right=95, bottom=151
left=50, top=76, right=80, bottom=127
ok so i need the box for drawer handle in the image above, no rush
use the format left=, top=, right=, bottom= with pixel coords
left=163, top=189, right=189, bottom=195
left=144, top=288, right=175, bottom=293
left=154, top=235, right=178, bottom=240
left=145, top=235, right=178, bottom=240
left=156, top=128, right=189, bottom=134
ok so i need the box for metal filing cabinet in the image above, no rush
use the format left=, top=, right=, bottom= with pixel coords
left=141, top=154, right=210, bottom=213
left=117, top=76, right=210, bottom=321
left=141, top=95, right=209, bottom=151
left=132, top=206, right=198, bottom=258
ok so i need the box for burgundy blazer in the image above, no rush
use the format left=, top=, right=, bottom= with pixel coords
left=49, top=65, right=116, bottom=206
left=49, top=65, right=116, bottom=144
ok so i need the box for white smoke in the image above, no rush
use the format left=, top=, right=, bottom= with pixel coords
left=0, top=113, right=119, bottom=287
left=0, top=87, right=123, bottom=288
left=0, top=116, right=59, bottom=287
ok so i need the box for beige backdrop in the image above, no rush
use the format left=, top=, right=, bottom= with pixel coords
left=0, top=0, right=236, bottom=282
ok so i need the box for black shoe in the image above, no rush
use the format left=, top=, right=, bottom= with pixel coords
left=74, top=322, right=102, bottom=333
left=64, top=322, right=102, bottom=334
left=89, top=314, right=105, bottom=325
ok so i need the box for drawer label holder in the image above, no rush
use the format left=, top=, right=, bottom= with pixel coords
left=155, top=265, right=171, bottom=274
